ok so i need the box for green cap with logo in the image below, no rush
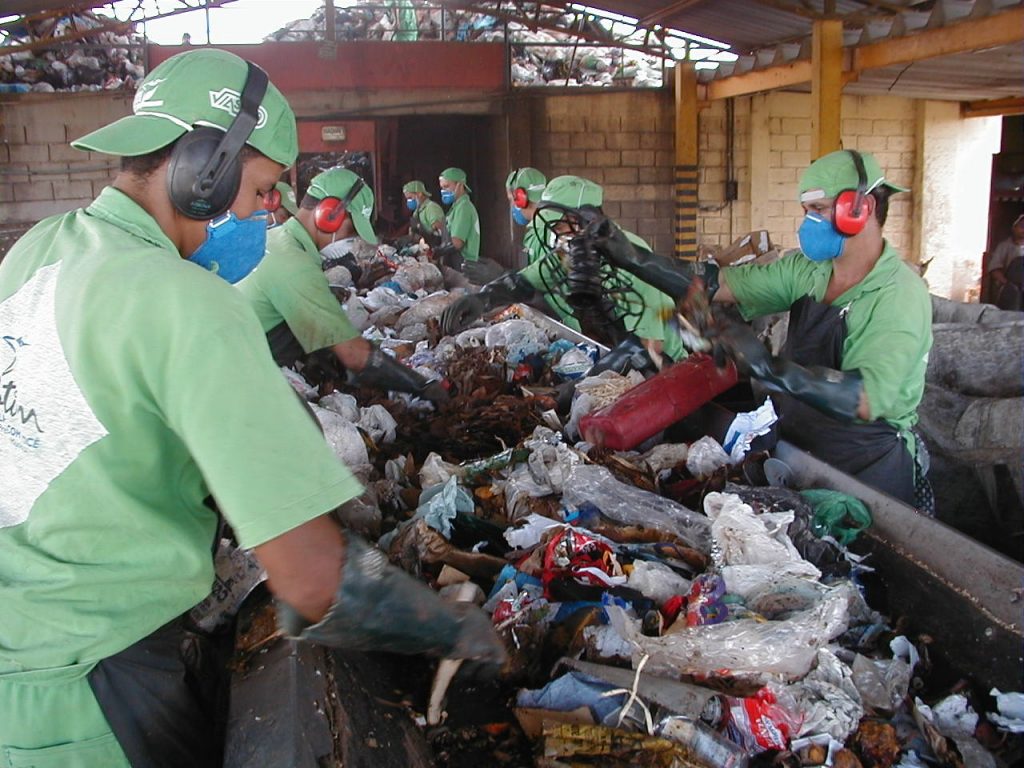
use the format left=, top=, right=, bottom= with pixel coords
left=439, top=167, right=471, bottom=193
left=402, top=180, right=430, bottom=196
left=71, top=48, right=298, bottom=167
left=505, top=167, right=547, bottom=203
left=275, top=181, right=298, bottom=215
left=533, top=175, right=604, bottom=233
left=798, top=149, right=908, bottom=203
left=307, top=167, right=378, bottom=245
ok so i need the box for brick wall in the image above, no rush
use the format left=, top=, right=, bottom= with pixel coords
left=696, top=91, right=918, bottom=262
left=529, top=90, right=676, bottom=254
left=1, top=92, right=130, bottom=224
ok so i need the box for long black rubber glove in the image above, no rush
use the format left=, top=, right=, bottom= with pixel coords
left=712, top=321, right=863, bottom=422
left=593, top=226, right=719, bottom=301
left=278, top=534, right=507, bottom=664
left=440, top=271, right=537, bottom=336
left=589, top=334, right=658, bottom=376
left=354, top=347, right=448, bottom=404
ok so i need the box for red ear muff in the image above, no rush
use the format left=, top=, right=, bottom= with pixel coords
left=833, top=189, right=869, bottom=236
left=513, top=187, right=529, bottom=209
left=264, top=188, right=282, bottom=213
left=314, top=196, right=348, bottom=233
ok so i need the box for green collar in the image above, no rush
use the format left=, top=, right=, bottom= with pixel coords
left=281, top=216, right=321, bottom=257
left=85, top=186, right=180, bottom=254
left=831, top=240, right=901, bottom=305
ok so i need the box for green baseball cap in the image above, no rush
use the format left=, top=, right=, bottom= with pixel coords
left=540, top=175, right=603, bottom=208
left=799, top=149, right=908, bottom=203
left=307, top=167, right=378, bottom=245
left=505, top=167, right=547, bottom=202
left=402, top=180, right=430, bottom=196
left=71, top=49, right=298, bottom=167
left=275, top=181, right=298, bottom=215
left=439, top=167, right=471, bottom=193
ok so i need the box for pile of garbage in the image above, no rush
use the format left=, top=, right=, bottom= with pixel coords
left=266, top=1, right=666, bottom=87
left=0, top=9, right=145, bottom=93
left=264, top=235, right=1024, bottom=767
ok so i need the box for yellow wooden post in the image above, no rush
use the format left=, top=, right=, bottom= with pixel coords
left=674, top=61, right=699, bottom=260
left=810, top=19, right=843, bottom=160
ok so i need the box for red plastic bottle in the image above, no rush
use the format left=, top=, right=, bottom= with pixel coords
left=580, top=354, right=738, bottom=451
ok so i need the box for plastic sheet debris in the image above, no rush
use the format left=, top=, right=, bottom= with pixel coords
left=359, top=403, right=398, bottom=444
left=787, top=648, right=865, bottom=742
left=310, top=403, right=371, bottom=472
left=686, top=436, right=732, bottom=478
left=802, top=489, right=873, bottom=546
left=722, top=399, right=778, bottom=463
left=563, top=465, right=712, bottom=552
left=484, top=319, right=550, bottom=364
left=989, top=688, right=1024, bottom=732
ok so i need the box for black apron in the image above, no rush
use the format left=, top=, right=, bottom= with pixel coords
left=88, top=616, right=226, bottom=768
left=776, top=295, right=917, bottom=505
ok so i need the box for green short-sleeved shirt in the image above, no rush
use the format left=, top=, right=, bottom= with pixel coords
left=237, top=217, right=360, bottom=352
left=520, top=229, right=685, bottom=361
left=523, top=225, right=545, bottom=265
left=413, top=199, right=445, bottom=234
left=446, top=194, right=481, bottom=262
left=722, top=242, right=932, bottom=430
left=0, top=187, right=362, bottom=676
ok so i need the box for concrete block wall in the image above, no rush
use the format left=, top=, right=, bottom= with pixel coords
left=529, top=90, right=676, bottom=254
left=697, top=91, right=917, bottom=262
left=1, top=92, right=130, bottom=224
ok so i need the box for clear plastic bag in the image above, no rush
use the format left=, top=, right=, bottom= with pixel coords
left=309, top=403, right=370, bottom=471
left=358, top=403, right=398, bottom=444
left=484, top=318, right=550, bottom=363
left=685, top=436, right=731, bottom=478
left=607, top=585, right=852, bottom=683
left=705, top=492, right=816, bottom=574
left=627, top=559, right=692, bottom=607
left=562, top=465, right=711, bottom=552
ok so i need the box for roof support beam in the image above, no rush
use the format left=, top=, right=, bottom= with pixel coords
left=639, top=0, right=705, bottom=29
left=852, top=7, right=1024, bottom=71
left=811, top=18, right=843, bottom=160
left=674, top=62, right=699, bottom=260
left=961, top=97, right=1024, bottom=119
left=705, top=60, right=812, bottom=100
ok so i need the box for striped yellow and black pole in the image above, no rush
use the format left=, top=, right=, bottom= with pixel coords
left=674, top=61, right=699, bottom=261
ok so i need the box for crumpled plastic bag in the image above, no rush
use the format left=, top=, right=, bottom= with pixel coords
left=318, top=391, right=360, bottom=422
left=626, top=559, right=692, bottom=607
left=608, top=584, right=852, bottom=683
left=309, top=403, right=370, bottom=471
left=395, top=291, right=455, bottom=336
left=484, top=318, right=550, bottom=363
left=324, top=264, right=353, bottom=288
left=363, top=285, right=411, bottom=312
left=420, top=452, right=461, bottom=487
left=705, top=492, right=818, bottom=579
left=801, top=488, right=872, bottom=546
left=416, top=476, right=474, bottom=539
left=504, top=512, right=562, bottom=549
left=722, top=399, right=777, bottom=463
left=343, top=295, right=372, bottom=332
left=358, top=403, right=398, bottom=444
left=563, top=465, right=711, bottom=552
left=721, top=561, right=824, bottom=600
left=638, top=443, right=689, bottom=476
left=989, top=688, right=1024, bottom=732
left=685, top=436, right=732, bottom=478
left=851, top=653, right=911, bottom=712
left=391, top=261, right=444, bottom=294
left=282, top=368, right=317, bottom=400
left=785, top=647, right=864, bottom=741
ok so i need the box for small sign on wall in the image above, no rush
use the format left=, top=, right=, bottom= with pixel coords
left=321, top=125, right=346, bottom=143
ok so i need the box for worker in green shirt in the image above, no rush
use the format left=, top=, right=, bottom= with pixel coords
left=594, top=149, right=933, bottom=510
left=441, top=175, right=684, bottom=366
left=506, top=166, right=547, bottom=265
left=0, top=49, right=502, bottom=767
left=402, top=178, right=445, bottom=245
left=437, top=166, right=481, bottom=267
left=266, top=180, right=298, bottom=227
left=238, top=167, right=447, bottom=402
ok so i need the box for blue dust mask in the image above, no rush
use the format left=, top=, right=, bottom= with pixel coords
left=188, top=210, right=269, bottom=283
left=798, top=213, right=846, bottom=262
left=406, top=198, right=418, bottom=211
left=511, top=206, right=529, bottom=227
left=440, top=189, right=456, bottom=206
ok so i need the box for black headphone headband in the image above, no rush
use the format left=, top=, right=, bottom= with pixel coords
left=847, top=149, right=868, bottom=219
left=168, top=60, right=269, bottom=220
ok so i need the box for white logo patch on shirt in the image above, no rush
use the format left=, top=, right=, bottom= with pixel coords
left=0, top=263, right=108, bottom=528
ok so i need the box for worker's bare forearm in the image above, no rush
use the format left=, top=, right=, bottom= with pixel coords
left=255, top=514, right=345, bottom=623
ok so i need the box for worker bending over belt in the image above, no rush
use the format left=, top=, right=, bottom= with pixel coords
left=0, top=48, right=502, bottom=768
left=595, top=149, right=933, bottom=511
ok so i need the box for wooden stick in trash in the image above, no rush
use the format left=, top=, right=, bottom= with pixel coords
left=427, top=581, right=478, bottom=726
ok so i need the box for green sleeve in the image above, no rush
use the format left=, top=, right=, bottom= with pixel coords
left=153, top=290, right=363, bottom=549
left=259, top=248, right=360, bottom=353
left=722, top=253, right=828, bottom=320
left=523, top=227, right=546, bottom=264
left=420, top=201, right=445, bottom=230
left=842, top=283, right=932, bottom=424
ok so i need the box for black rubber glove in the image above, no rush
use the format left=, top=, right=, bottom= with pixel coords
left=711, top=321, right=863, bottom=422
left=278, top=534, right=507, bottom=665
left=592, top=224, right=719, bottom=301
left=588, top=334, right=658, bottom=376
left=440, top=271, right=538, bottom=336
left=354, top=346, right=447, bottom=403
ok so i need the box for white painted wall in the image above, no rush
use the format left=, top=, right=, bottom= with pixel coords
left=914, top=101, right=1002, bottom=302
